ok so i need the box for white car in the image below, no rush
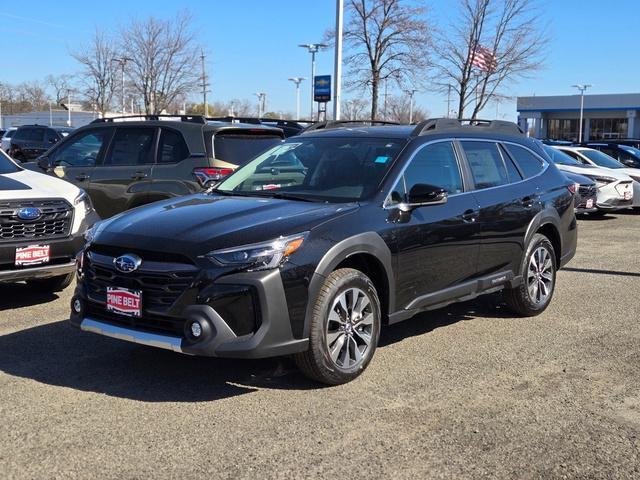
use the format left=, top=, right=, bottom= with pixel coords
left=549, top=146, right=635, bottom=212
left=0, top=149, right=99, bottom=291
left=1, top=127, right=17, bottom=152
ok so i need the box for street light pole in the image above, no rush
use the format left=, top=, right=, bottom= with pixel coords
left=112, top=57, right=133, bottom=115
left=298, top=43, right=327, bottom=121
left=66, top=89, right=72, bottom=126
left=288, top=77, right=306, bottom=120
left=333, top=0, right=344, bottom=120
left=571, top=83, right=592, bottom=143
left=404, top=89, right=418, bottom=124
left=447, top=84, right=452, bottom=118
left=254, top=93, right=266, bottom=118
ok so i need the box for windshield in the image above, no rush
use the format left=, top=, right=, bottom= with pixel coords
left=0, top=149, right=21, bottom=174
left=216, top=137, right=406, bottom=202
left=544, top=146, right=582, bottom=166
left=580, top=149, right=625, bottom=169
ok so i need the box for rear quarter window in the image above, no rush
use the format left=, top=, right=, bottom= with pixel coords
left=213, top=131, right=283, bottom=167
left=504, top=144, right=545, bottom=179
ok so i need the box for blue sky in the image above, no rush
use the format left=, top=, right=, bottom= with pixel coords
left=2, top=0, right=640, bottom=120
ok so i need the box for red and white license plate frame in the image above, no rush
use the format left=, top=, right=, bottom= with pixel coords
left=586, top=199, right=594, bottom=209
left=106, top=287, right=142, bottom=318
left=624, top=191, right=632, bottom=201
left=15, top=244, right=50, bottom=266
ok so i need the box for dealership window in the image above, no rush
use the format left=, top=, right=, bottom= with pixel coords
left=547, top=119, right=579, bottom=142
left=589, top=118, right=627, bottom=140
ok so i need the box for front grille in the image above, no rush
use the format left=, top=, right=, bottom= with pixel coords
left=578, top=185, right=597, bottom=197
left=85, top=303, right=186, bottom=336
left=0, top=199, right=72, bottom=242
left=84, top=251, right=199, bottom=311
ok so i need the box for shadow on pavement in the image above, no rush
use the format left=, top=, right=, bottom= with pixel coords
left=577, top=214, right=617, bottom=221
left=562, top=267, right=640, bottom=278
left=0, top=283, right=59, bottom=311
left=0, top=295, right=510, bottom=401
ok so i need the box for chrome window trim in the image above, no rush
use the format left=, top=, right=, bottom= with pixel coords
left=382, top=137, right=550, bottom=209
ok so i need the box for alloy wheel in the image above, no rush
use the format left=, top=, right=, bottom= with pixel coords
left=527, top=246, right=554, bottom=305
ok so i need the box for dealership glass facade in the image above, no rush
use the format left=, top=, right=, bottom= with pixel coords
left=589, top=118, right=628, bottom=140
left=547, top=119, right=579, bottom=141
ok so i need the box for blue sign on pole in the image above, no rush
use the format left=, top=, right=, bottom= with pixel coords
left=314, top=75, right=331, bottom=103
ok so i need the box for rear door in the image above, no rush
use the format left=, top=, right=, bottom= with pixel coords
left=460, top=140, right=541, bottom=277
left=89, top=126, right=156, bottom=218
left=148, top=127, right=198, bottom=200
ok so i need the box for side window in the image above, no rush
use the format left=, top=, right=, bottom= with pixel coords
left=46, top=129, right=59, bottom=144
left=498, top=145, right=522, bottom=183
left=104, top=128, right=155, bottom=166
left=504, top=144, right=544, bottom=179
left=562, top=149, right=586, bottom=163
left=49, top=129, right=111, bottom=167
left=158, top=129, right=190, bottom=164
left=12, top=129, right=26, bottom=140
left=390, top=142, right=463, bottom=204
left=461, top=141, right=508, bottom=190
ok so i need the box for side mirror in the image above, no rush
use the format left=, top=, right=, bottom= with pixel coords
left=37, top=156, right=51, bottom=171
left=400, top=183, right=448, bottom=211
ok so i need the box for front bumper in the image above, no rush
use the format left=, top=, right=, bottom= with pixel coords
left=70, top=268, right=309, bottom=359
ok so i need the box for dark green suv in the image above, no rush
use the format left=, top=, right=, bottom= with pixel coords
left=33, top=115, right=284, bottom=218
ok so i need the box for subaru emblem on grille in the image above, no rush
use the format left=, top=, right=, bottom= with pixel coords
left=113, top=254, right=142, bottom=273
left=17, top=207, right=42, bottom=221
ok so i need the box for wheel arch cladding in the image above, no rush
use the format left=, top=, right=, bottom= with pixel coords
left=522, top=210, right=562, bottom=274
left=303, top=232, right=394, bottom=338
left=536, top=223, right=561, bottom=268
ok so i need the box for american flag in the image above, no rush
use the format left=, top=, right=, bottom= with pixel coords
left=471, top=45, right=497, bottom=72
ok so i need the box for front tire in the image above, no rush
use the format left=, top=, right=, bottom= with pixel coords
left=294, top=268, right=381, bottom=385
left=26, top=273, right=74, bottom=293
left=504, top=233, right=556, bottom=316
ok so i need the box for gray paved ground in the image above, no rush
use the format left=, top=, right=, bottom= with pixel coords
left=1, top=212, right=639, bottom=479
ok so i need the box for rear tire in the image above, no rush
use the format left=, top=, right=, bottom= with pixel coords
left=26, top=273, right=74, bottom=293
left=294, top=268, right=381, bottom=385
left=504, top=233, right=556, bottom=317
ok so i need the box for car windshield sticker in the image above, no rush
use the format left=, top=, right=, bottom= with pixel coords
left=375, top=155, right=390, bottom=164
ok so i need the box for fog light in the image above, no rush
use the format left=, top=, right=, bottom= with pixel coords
left=190, top=321, right=202, bottom=338
left=72, top=298, right=82, bottom=314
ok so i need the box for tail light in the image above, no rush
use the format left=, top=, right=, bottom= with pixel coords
left=567, top=183, right=579, bottom=195
left=193, top=167, right=235, bottom=187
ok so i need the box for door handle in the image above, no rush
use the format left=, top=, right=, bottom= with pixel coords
left=75, top=174, right=90, bottom=182
left=521, top=195, right=539, bottom=208
left=462, top=209, right=479, bottom=223
left=131, top=171, right=148, bottom=180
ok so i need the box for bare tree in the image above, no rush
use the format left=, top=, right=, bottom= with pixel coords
left=340, top=0, right=433, bottom=120
left=386, top=94, right=429, bottom=123
left=45, top=74, right=75, bottom=105
left=342, top=98, right=369, bottom=120
left=433, top=0, right=547, bottom=120
left=17, top=81, right=50, bottom=111
left=121, top=12, right=200, bottom=114
left=71, top=29, right=118, bottom=115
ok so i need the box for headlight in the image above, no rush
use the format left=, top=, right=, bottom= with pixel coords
left=206, top=232, right=308, bottom=271
left=74, top=190, right=94, bottom=214
left=629, top=175, right=640, bottom=184
left=584, top=175, right=617, bottom=186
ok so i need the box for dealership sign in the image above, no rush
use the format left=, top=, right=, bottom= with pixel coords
left=314, top=75, right=331, bottom=103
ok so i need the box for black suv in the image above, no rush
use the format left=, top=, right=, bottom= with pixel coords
left=579, top=142, right=640, bottom=168
left=33, top=116, right=285, bottom=218
left=8, top=125, right=74, bottom=162
left=70, top=118, right=577, bottom=385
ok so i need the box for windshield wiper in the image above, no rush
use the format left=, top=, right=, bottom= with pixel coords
left=257, top=192, right=315, bottom=202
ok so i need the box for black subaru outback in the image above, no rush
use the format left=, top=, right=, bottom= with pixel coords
left=70, top=118, right=577, bottom=385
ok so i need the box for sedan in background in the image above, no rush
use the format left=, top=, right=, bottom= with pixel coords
left=580, top=142, right=640, bottom=169
left=563, top=171, right=598, bottom=214
left=545, top=145, right=634, bottom=213
left=1, top=127, right=17, bottom=152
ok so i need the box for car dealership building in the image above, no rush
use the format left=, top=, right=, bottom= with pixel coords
left=517, top=93, right=640, bottom=141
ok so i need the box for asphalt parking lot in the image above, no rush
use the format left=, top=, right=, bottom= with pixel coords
left=1, top=213, right=639, bottom=479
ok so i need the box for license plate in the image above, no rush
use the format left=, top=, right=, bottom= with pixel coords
left=624, top=191, right=632, bottom=200
left=15, top=244, right=50, bottom=266
left=586, top=199, right=594, bottom=209
left=106, top=287, right=142, bottom=317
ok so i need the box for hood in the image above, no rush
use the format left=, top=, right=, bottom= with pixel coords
left=96, top=194, right=358, bottom=255
left=555, top=163, right=633, bottom=181
left=0, top=169, right=80, bottom=202
left=613, top=167, right=640, bottom=181
left=562, top=171, right=595, bottom=186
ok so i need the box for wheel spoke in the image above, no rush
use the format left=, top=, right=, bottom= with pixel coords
left=326, top=330, right=342, bottom=346
left=341, top=339, right=351, bottom=368
left=328, top=309, right=345, bottom=326
left=353, top=295, right=370, bottom=317
left=351, top=338, right=363, bottom=364
left=338, top=293, right=349, bottom=317
left=354, top=313, right=373, bottom=328
left=330, top=334, right=346, bottom=362
left=353, top=328, right=372, bottom=346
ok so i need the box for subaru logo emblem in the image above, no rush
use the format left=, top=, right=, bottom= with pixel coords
left=113, top=254, right=142, bottom=273
left=17, top=207, right=42, bottom=221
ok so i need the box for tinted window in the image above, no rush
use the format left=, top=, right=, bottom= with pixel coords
left=499, top=145, right=522, bottom=182
left=544, top=146, right=582, bottom=166
left=0, top=149, right=20, bottom=173
left=45, top=129, right=59, bottom=144
left=461, top=141, right=508, bottom=190
left=15, top=127, right=45, bottom=142
left=104, top=128, right=155, bottom=166
left=158, top=129, right=190, bottom=164
left=402, top=142, right=463, bottom=195
left=217, top=137, right=405, bottom=202
left=50, top=129, right=111, bottom=167
left=214, top=133, right=283, bottom=167
left=505, top=144, right=544, bottom=179
left=580, top=149, right=625, bottom=169
left=558, top=149, right=587, bottom=164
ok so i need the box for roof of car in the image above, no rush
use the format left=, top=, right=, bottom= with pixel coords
left=86, top=116, right=284, bottom=135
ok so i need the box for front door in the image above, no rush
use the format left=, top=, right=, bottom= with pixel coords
left=89, top=127, right=157, bottom=218
left=390, top=141, right=481, bottom=308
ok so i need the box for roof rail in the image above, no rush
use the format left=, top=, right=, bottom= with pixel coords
left=206, top=116, right=306, bottom=129
left=92, top=114, right=206, bottom=124
left=411, top=118, right=523, bottom=137
left=302, top=119, right=400, bottom=133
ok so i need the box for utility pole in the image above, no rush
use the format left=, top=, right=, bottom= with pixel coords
left=288, top=77, right=306, bottom=120
left=201, top=49, right=210, bottom=117
left=66, top=89, right=72, bottom=127
left=404, top=89, right=418, bottom=124
left=112, top=57, right=133, bottom=115
left=298, top=43, right=327, bottom=121
left=447, top=84, right=452, bottom=118
left=254, top=93, right=266, bottom=118
left=0, top=101, right=3, bottom=129
left=333, top=0, right=344, bottom=120
left=571, top=83, right=592, bottom=143
left=49, top=103, right=52, bottom=126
